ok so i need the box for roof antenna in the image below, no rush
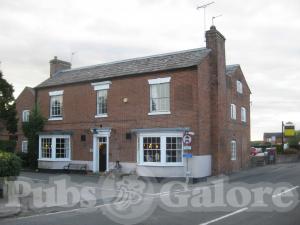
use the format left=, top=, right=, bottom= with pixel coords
left=212, top=14, right=222, bottom=26
left=197, top=2, right=215, bottom=42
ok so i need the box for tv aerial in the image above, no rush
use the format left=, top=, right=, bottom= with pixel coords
left=212, top=14, right=222, bottom=26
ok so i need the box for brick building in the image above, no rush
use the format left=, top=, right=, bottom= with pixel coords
left=18, top=26, right=251, bottom=178
left=15, top=87, right=36, bottom=153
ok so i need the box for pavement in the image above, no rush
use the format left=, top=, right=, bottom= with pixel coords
left=0, top=162, right=299, bottom=225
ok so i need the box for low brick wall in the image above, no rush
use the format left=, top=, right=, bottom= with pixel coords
left=276, top=154, right=300, bottom=164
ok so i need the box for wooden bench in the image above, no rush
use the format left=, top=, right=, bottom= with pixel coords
left=63, top=163, right=88, bottom=174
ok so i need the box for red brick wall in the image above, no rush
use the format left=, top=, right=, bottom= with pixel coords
left=226, top=68, right=251, bottom=172
left=15, top=88, right=35, bottom=152
left=36, top=67, right=206, bottom=162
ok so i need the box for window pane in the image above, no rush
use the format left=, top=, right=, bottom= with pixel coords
left=231, top=141, right=237, bottom=160
left=143, top=137, right=161, bottom=162
left=97, top=90, right=108, bottom=115
left=56, top=138, right=69, bottom=159
left=150, top=83, right=170, bottom=112
left=41, top=138, right=52, bottom=158
left=166, top=137, right=182, bottom=163
left=51, top=95, right=63, bottom=117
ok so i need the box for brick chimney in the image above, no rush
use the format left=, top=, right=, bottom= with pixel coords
left=49, top=56, right=71, bottom=77
left=205, top=25, right=226, bottom=71
left=205, top=26, right=228, bottom=175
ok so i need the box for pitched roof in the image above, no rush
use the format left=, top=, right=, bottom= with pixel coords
left=16, top=86, right=35, bottom=101
left=36, top=48, right=211, bottom=88
left=226, top=64, right=240, bottom=76
left=264, top=132, right=282, bottom=138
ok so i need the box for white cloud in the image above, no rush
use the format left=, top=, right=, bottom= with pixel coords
left=0, top=0, right=299, bottom=140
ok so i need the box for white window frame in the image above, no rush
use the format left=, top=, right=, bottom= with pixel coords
left=22, top=140, right=28, bottom=153
left=38, top=135, right=71, bottom=161
left=148, top=77, right=171, bottom=115
left=230, top=104, right=237, bottom=120
left=137, top=132, right=183, bottom=166
left=237, top=80, right=243, bottom=94
left=49, top=90, right=64, bottom=120
left=22, top=110, right=30, bottom=122
left=241, top=107, right=247, bottom=122
left=92, top=81, right=111, bottom=118
left=231, top=140, right=237, bottom=161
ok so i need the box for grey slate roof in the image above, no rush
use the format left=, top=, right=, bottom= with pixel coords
left=37, top=48, right=211, bottom=88
left=226, top=64, right=240, bottom=76
left=264, top=132, right=282, bottom=139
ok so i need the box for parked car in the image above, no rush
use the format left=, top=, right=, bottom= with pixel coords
left=251, top=147, right=265, bottom=156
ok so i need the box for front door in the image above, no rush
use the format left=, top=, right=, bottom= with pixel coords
left=98, top=137, right=107, bottom=172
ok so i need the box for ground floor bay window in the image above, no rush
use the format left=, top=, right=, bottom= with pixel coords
left=137, top=132, right=183, bottom=166
left=39, top=135, right=71, bottom=161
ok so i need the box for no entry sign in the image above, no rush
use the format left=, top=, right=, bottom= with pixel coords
left=183, top=132, right=193, bottom=150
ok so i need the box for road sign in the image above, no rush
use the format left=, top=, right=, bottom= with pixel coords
left=183, top=153, right=192, bottom=158
left=183, top=146, right=192, bottom=150
left=183, top=134, right=192, bottom=145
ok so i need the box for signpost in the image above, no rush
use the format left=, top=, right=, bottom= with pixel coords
left=183, top=153, right=193, bottom=158
left=183, top=133, right=192, bottom=150
left=282, top=122, right=295, bottom=151
left=183, top=131, right=194, bottom=183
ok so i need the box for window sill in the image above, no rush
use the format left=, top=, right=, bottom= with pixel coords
left=148, top=111, right=171, bottom=116
left=137, top=163, right=184, bottom=167
left=48, top=117, right=63, bottom=121
left=95, top=114, right=108, bottom=118
left=38, top=159, right=71, bottom=162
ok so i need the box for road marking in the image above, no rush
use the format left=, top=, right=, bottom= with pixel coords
left=199, top=207, right=248, bottom=225
left=199, top=185, right=299, bottom=225
left=272, top=186, right=299, bottom=198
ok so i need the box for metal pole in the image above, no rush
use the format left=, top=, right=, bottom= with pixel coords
left=282, top=121, right=284, bottom=152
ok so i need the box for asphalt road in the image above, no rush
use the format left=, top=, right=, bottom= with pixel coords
left=2, top=163, right=300, bottom=225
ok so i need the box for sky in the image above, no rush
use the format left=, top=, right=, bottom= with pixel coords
left=0, top=0, right=300, bottom=140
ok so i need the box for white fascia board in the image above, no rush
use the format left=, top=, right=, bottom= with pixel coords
left=148, top=77, right=171, bottom=85
left=49, top=90, right=64, bottom=96
left=91, top=81, right=112, bottom=91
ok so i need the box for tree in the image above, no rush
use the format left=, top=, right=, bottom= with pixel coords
left=22, top=105, right=46, bottom=168
left=288, top=130, right=300, bottom=149
left=0, top=71, right=17, bottom=134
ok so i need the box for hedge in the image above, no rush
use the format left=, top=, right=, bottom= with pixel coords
left=0, top=140, right=16, bottom=152
left=0, top=151, right=22, bottom=177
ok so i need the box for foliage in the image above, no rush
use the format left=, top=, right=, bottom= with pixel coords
left=22, top=105, right=46, bottom=169
left=251, top=141, right=271, bottom=149
left=0, top=140, right=16, bottom=152
left=16, top=152, right=30, bottom=168
left=0, top=71, right=18, bottom=134
left=0, top=151, right=22, bottom=177
left=287, top=130, right=300, bottom=149
left=276, top=145, right=283, bottom=154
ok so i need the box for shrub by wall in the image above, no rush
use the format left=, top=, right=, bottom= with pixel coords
left=0, top=151, right=21, bottom=177
left=0, top=140, right=16, bottom=152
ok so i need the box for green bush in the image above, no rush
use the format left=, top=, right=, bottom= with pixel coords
left=0, top=151, right=22, bottom=177
left=0, top=140, right=16, bottom=152
left=16, top=152, right=30, bottom=168
left=276, top=145, right=283, bottom=154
